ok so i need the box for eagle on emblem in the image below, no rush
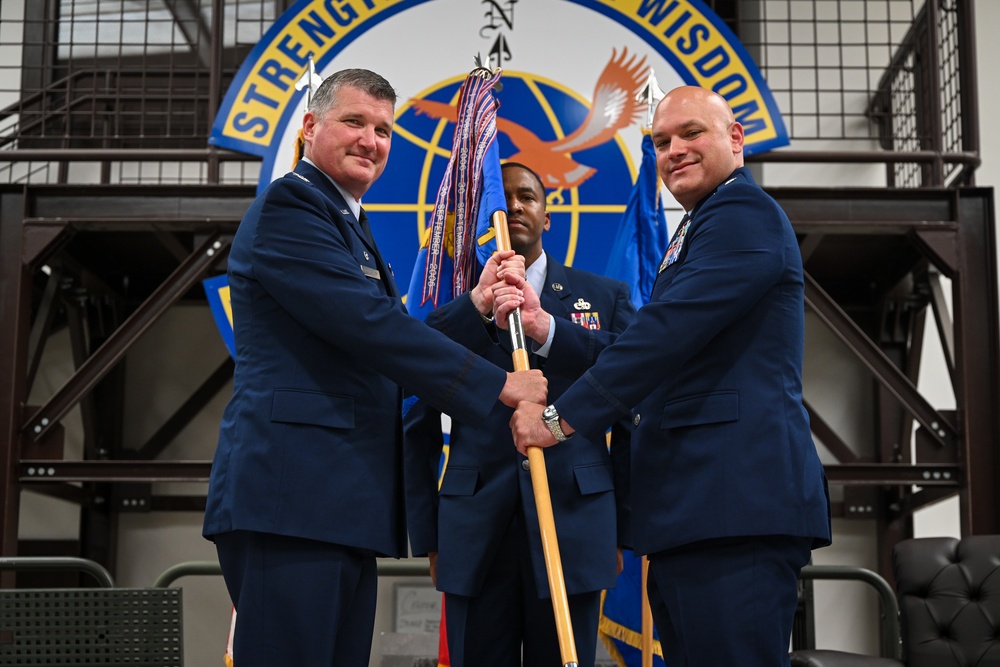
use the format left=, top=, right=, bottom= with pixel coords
left=410, top=47, right=650, bottom=192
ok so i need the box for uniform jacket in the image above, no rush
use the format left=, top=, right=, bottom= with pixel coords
left=404, top=256, right=635, bottom=597
left=554, top=167, right=832, bottom=556
left=203, top=160, right=507, bottom=558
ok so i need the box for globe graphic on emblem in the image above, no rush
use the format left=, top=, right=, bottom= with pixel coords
left=364, top=71, right=638, bottom=290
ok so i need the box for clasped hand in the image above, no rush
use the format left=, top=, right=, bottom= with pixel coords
left=477, top=250, right=565, bottom=453
left=473, top=250, right=550, bottom=344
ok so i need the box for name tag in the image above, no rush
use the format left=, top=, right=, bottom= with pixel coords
left=361, top=265, right=381, bottom=280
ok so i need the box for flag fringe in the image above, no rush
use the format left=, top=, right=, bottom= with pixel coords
left=597, top=614, right=664, bottom=658
left=598, top=585, right=665, bottom=666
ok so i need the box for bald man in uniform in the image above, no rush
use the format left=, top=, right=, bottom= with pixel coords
left=510, top=86, right=831, bottom=667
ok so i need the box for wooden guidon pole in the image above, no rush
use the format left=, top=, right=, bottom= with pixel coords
left=493, top=209, right=578, bottom=667
left=641, top=556, right=653, bottom=667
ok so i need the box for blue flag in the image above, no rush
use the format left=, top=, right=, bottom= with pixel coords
left=203, top=274, right=235, bottom=359
left=402, top=69, right=506, bottom=667
left=599, top=551, right=666, bottom=667
left=599, top=130, right=669, bottom=667
left=604, top=132, right=669, bottom=310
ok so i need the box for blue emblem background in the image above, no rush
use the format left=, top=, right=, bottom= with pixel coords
left=366, top=72, right=638, bottom=292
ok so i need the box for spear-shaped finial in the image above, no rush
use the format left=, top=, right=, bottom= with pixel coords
left=294, top=56, right=324, bottom=108
left=472, top=52, right=502, bottom=89
left=291, top=57, right=324, bottom=166
left=637, top=69, right=665, bottom=130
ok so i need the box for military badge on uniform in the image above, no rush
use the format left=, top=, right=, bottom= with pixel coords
left=659, top=216, right=692, bottom=273
left=573, top=298, right=591, bottom=310
left=570, top=312, right=601, bottom=330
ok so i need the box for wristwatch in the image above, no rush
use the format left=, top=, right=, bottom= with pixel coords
left=541, top=404, right=571, bottom=441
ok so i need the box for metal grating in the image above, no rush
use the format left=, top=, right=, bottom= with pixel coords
left=0, top=0, right=275, bottom=186
left=744, top=0, right=919, bottom=142
left=739, top=0, right=972, bottom=188
left=937, top=1, right=963, bottom=184
left=0, top=588, right=183, bottom=665
left=889, top=50, right=922, bottom=187
left=0, top=0, right=977, bottom=187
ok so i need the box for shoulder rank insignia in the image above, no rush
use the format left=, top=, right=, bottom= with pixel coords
left=570, top=312, right=601, bottom=330
left=291, top=172, right=310, bottom=183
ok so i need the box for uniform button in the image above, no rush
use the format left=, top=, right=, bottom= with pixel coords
left=633, top=413, right=641, bottom=426
left=521, top=459, right=530, bottom=471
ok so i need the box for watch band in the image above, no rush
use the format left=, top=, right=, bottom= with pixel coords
left=542, top=405, right=570, bottom=441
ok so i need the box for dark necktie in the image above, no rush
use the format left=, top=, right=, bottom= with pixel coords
left=358, top=208, right=385, bottom=263
left=358, top=207, right=376, bottom=247
left=358, top=208, right=394, bottom=296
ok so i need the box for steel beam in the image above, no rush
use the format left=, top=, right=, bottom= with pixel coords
left=134, top=358, right=233, bottom=460
left=803, top=400, right=858, bottom=463
left=0, top=192, right=30, bottom=563
left=804, top=272, right=957, bottom=447
left=20, top=461, right=212, bottom=483
left=25, top=267, right=62, bottom=391
left=824, top=463, right=961, bottom=485
left=926, top=271, right=957, bottom=384
left=21, top=233, right=230, bottom=443
left=953, top=189, right=1000, bottom=534
left=164, top=0, right=213, bottom=68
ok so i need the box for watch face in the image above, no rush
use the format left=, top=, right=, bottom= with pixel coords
left=542, top=406, right=557, bottom=421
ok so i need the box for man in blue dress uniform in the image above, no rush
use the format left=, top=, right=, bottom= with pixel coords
left=405, top=163, right=635, bottom=667
left=510, top=86, right=831, bottom=667
left=203, top=69, right=546, bottom=667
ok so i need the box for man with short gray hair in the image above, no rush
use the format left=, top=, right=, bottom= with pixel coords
left=204, top=68, right=546, bottom=667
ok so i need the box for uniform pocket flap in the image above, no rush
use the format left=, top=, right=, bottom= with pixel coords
left=661, top=391, right=738, bottom=429
left=439, top=466, right=478, bottom=496
left=574, top=462, right=614, bottom=495
left=271, top=389, right=355, bottom=429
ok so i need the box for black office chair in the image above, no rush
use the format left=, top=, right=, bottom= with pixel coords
left=791, top=535, right=1000, bottom=667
